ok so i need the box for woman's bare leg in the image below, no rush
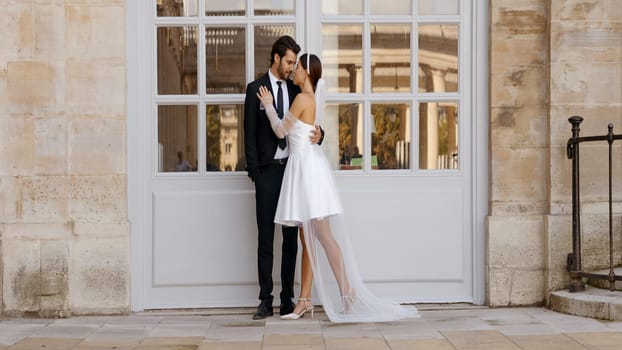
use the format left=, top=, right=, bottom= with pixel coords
left=292, top=227, right=314, bottom=314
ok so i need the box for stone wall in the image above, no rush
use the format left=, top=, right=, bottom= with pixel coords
left=488, top=0, right=622, bottom=306
left=0, top=0, right=129, bottom=316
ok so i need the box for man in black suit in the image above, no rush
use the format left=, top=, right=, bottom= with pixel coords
left=244, top=36, right=311, bottom=320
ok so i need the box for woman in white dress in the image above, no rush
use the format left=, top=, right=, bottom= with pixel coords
left=257, top=53, right=419, bottom=323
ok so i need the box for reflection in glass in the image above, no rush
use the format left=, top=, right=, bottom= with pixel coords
left=205, top=0, right=245, bottom=16
left=324, top=103, right=364, bottom=170
left=158, top=105, right=198, bottom=173
left=419, top=102, right=458, bottom=170
left=253, top=25, right=295, bottom=80
left=206, top=27, right=246, bottom=94
left=254, top=0, right=294, bottom=16
left=322, top=25, right=363, bottom=93
left=157, top=0, right=198, bottom=17
left=206, top=104, right=245, bottom=172
left=157, top=26, right=198, bottom=95
left=418, top=25, right=458, bottom=93
left=371, top=104, right=411, bottom=170
left=322, top=0, right=363, bottom=15
left=371, top=25, right=411, bottom=93
left=418, top=0, right=459, bottom=15
left=370, top=0, right=410, bottom=15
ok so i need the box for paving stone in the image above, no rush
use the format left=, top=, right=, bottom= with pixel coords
left=324, top=337, right=390, bottom=350
left=7, top=337, right=83, bottom=350
left=262, top=334, right=323, bottom=346
left=73, top=340, right=140, bottom=350
left=387, top=339, right=455, bottom=350
left=441, top=330, right=521, bottom=350
left=198, top=342, right=261, bottom=350
left=509, top=334, right=590, bottom=350
left=565, top=332, right=622, bottom=350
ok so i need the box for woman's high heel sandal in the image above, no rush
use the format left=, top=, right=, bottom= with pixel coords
left=341, top=288, right=356, bottom=314
left=280, top=298, right=314, bottom=320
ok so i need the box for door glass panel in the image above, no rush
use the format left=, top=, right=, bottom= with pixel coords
left=418, top=24, right=458, bottom=93
left=324, top=103, right=364, bottom=170
left=322, top=25, right=363, bottom=93
left=254, top=0, right=294, bottom=16
left=157, top=26, right=198, bottom=95
left=419, top=102, right=458, bottom=170
left=157, top=0, right=198, bottom=17
left=206, top=104, right=245, bottom=172
left=158, top=105, right=198, bottom=173
left=371, top=103, right=411, bottom=170
left=206, top=26, right=246, bottom=94
left=418, top=0, right=459, bottom=15
left=370, top=0, right=411, bottom=15
left=253, top=25, right=296, bottom=80
left=322, top=0, right=363, bottom=15
left=371, top=24, right=411, bottom=93
left=205, top=0, right=245, bottom=16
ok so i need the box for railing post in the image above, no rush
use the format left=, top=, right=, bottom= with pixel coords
left=567, top=116, right=585, bottom=292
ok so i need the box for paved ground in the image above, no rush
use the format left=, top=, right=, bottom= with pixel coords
left=1, top=305, right=622, bottom=349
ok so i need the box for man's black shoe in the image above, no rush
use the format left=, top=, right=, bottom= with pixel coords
left=279, top=299, right=295, bottom=315
left=253, top=302, right=273, bottom=320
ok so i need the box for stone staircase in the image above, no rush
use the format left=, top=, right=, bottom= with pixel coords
left=550, top=267, right=622, bottom=320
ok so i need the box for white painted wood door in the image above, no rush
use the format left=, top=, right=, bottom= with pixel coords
left=129, top=0, right=487, bottom=311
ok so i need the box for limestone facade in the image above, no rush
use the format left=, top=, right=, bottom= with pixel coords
left=0, top=0, right=620, bottom=315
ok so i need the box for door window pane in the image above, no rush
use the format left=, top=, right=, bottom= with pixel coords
left=205, top=0, right=245, bottom=16
left=322, top=25, right=363, bottom=93
left=157, top=0, right=198, bottom=17
left=418, top=0, right=459, bottom=16
left=370, top=0, right=410, bottom=15
left=371, top=24, right=411, bottom=93
left=158, top=105, right=198, bottom=173
left=206, top=27, right=246, bottom=94
left=254, top=0, right=294, bottom=16
left=325, top=103, right=364, bottom=170
left=206, top=104, right=245, bottom=172
left=157, top=26, right=198, bottom=95
left=322, top=0, right=363, bottom=15
left=371, top=103, right=411, bottom=170
left=419, top=102, right=458, bottom=169
left=418, top=25, right=458, bottom=93
left=254, top=25, right=296, bottom=80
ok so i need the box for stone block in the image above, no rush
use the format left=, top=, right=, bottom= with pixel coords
left=17, top=176, right=70, bottom=223
left=34, top=117, right=68, bottom=175
left=66, top=58, right=126, bottom=117
left=551, top=0, right=605, bottom=21
left=0, top=116, right=35, bottom=176
left=490, top=147, right=547, bottom=202
left=69, top=236, right=129, bottom=314
left=7, top=61, right=59, bottom=115
left=490, top=106, right=548, bottom=149
left=549, top=106, right=622, bottom=147
left=2, top=239, right=41, bottom=315
left=552, top=21, right=622, bottom=63
left=490, top=32, right=547, bottom=67
left=66, top=4, right=126, bottom=59
left=490, top=65, right=548, bottom=108
left=2, top=223, right=71, bottom=240
left=491, top=0, right=547, bottom=36
left=0, top=5, right=33, bottom=58
left=72, top=221, right=130, bottom=238
left=40, top=239, right=69, bottom=317
left=550, top=62, right=588, bottom=104
left=70, top=175, right=127, bottom=222
left=588, top=63, right=622, bottom=105
left=549, top=146, right=572, bottom=210
left=487, top=215, right=544, bottom=269
left=69, top=119, right=126, bottom=175
left=544, top=214, right=572, bottom=294
left=34, top=1, right=65, bottom=59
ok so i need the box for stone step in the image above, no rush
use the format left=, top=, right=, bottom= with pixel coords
left=550, top=285, right=622, bottom=320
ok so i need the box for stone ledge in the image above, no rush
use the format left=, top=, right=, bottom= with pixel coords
left=550, top=286, right=622, bottom=320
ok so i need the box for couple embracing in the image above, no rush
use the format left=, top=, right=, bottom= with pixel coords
left=244, top=35, right=419, bottom=323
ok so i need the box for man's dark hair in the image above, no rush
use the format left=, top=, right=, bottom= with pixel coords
left=270, top=35, right=300, bottom=66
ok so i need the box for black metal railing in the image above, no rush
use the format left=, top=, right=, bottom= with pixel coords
left=566, top=116, right=622, bottom=292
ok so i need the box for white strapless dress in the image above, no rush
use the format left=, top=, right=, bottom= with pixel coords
left=274, top=120, right=342, bottom=226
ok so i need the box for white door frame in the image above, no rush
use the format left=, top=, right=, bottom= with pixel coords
left=126, top=0, right=488, bottom=311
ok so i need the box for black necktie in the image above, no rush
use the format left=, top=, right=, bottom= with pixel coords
left=276, top=81, right=286, bottom=150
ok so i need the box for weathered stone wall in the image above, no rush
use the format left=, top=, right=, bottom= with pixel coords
left=489, top=0, right=622, bottom=306
left=0, top=0, right=129, bottom=316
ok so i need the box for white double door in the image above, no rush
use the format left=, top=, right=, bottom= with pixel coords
left=129, top=1, right=486, bottom=311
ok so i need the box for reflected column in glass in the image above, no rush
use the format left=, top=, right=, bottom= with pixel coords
left=157, top=0, right=198, bottom=16
left=370, top=0, right=411, bottom=15
left=206, top=27, right=246, bottom=94
left=158, top=105, right=198, bottom=173
left=254, top=0, right=294, bottom=15
left=157, top=26, right=198, bottom=95
left=205, top=0, right=245, bottom=16
left=418, top=25, right=458, bottom=93
left=254, top=25, right=295, bottom=80
left=371, top=24, right=411, bottom=93
left=206, top=104, right=245, bottom=172
left=418, top=102, right=458, bottom=170
left=418, top=0, right=459, bottom=15
left=322, top=0, right=363, bottom=15
left=371, top=103, right=411, bottom=170
left=322, top=25, right=363, bottom=93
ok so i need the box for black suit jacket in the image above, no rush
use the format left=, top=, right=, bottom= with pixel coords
left=244, top=73, right=300, bottom=181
